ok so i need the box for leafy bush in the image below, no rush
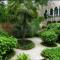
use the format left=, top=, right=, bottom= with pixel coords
left=40, top=30, right=57, bottom=45
left=47, top=23, right=60, bottom=35
left=0, top=36, right=17, bottom=59
left=42, top=47, right=60, bottom=60
left=17, top=53, right=29, bottom=60
left=47, top=23, right=60, bottom=30
left=47, top=23, right=60, bottom=42
left=0, top=29, right=10, bottom=37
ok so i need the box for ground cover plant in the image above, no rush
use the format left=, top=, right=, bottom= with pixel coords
left=17, top=53, right=29, bottom=60
left=42, top=47, right=60, bottom=60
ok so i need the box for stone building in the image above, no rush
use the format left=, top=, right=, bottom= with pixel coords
left=38, top=0, right=60, bottom=17
left=39, top=0, right=60, bottom=28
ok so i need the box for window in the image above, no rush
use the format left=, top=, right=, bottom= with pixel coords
left=54, top=7, right=58, bottom=16
left=50, top=8, right=53, bottom=16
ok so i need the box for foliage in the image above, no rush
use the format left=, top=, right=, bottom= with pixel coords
left=47, top=23, right=60, bottom=35
left=4, top=49, right=15, bottom=60
left=11, top=16, right=44, bottom=38
left=42, top=47, right=60, bottom=60
left=0, top=0, right=48, bottom=51
left=30, top=16, right=44, bottom=37
left=40, top=30, right=57, bottom=45
left=8, top=0, right=48, bottom=5
left=5, top=1, right=19, bottom=23
left=47, top=23, right=60, bottom=30
left=17, top=53, right=29, bottom=60
left=1, top=0, right=48, bottom=40
left=0, top=29, right=10, bottom=37
left=17, top=40, right=35, bottom=50
left=0, top=36, right=17, bottom=59
left=0, top=0, right=48, bottom=23
left=0, top=2, right=6, bottom=23
left=6, top=0, right=37, bottom=23
left=47, top=23, right=60, bottom=42
left=8, top=1, right=37, bottom=39
left=11, top=22, right=31, bottom=38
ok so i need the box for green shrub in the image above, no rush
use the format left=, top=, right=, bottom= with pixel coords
left=17, top=53, right=29, bottom=60
left=0, top=36, right=17, bottom=59
left=0, top=30, right=10, bottom=37
left=40, top=30, right=57, bottom=45
left=42, top=47, right=60, bottom=60
left=47, top=23, right=60, bottom=34
left=47, top=23, right=60, bottom=30
left=47, top=23, right=60, bottom=42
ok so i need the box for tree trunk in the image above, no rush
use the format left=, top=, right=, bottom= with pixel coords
left=22, top=12, right=27, bottom=40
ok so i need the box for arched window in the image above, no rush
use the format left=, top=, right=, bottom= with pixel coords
left=50, top=8, right=53, bottom=16
left=54, top=7, right=58, bottom=16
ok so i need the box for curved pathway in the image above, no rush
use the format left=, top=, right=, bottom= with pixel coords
left=10, top=37, right=47, bottom=60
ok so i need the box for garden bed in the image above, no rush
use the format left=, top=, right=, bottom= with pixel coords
left=17, top=39, right=35, bottom=50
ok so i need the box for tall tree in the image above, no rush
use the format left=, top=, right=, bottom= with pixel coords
left=7, top=0, right=48, bottom=40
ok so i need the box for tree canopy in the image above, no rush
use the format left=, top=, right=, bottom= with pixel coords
left=7, top=0, right=48, bottom=5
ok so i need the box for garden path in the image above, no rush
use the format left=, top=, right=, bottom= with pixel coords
left=10, top=37, right=47, bottom=60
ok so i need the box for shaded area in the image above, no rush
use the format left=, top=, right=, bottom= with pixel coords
left=17, top=39, right=35, bottom=50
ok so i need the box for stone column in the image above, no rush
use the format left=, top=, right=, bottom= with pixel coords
left=53, top=8, right=55, bottom=21
left=58, top=7, right=59, bottom=16
left=53, top=8, right=54, bottom=17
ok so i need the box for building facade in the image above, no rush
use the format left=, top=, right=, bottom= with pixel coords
left=38, top=0, right=60, bottom=17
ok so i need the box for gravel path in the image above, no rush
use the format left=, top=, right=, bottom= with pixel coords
left=10, top=37, right=47, bottom=60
